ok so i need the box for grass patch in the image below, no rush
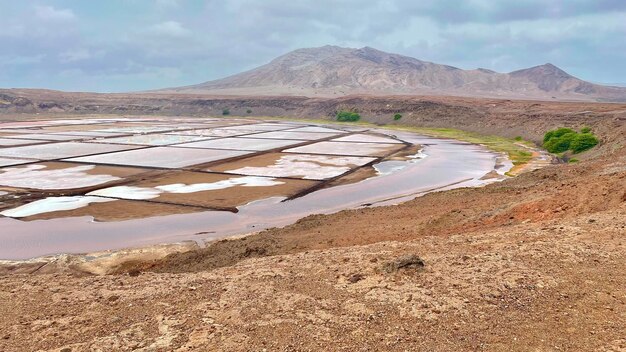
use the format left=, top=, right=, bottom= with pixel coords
left=393, top=113, right=402, bottom=121
left=386, top=126, right=536, bottom=166
left=336, top=110, right=361, bottom=122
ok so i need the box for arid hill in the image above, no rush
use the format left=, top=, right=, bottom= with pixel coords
left=163, top=45, right=626, bottom=102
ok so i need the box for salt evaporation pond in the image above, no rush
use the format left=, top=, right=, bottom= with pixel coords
left=0, top=118, right=511, bottom=259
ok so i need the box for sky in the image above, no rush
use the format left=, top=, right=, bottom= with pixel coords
left=1, top=0, right=625, bottom=92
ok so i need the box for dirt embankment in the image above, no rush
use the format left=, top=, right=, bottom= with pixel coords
left=0, top=95, right=625, bottom=351
left=1, top=89, right=625, bottom=143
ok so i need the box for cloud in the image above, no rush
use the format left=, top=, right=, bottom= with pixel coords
left=34, top=5, right=76, bottom=21
left=147, top=21, right=191, bottom=38
left=59, top=49, right=92, bottom=63
left=0, top=1, right=624, bottom=92
left=155, top=0, right=181, bottom=9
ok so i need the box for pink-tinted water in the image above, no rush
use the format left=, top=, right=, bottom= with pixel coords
left=0, top=133, right=505, bottom=260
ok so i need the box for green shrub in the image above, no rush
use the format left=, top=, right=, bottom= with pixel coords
left=336, top=110, right=360, bottom=122
left=514, top=136, right=523, bottom=141
left=570, top=133, right=599, bottom=153
left=542, top=127, right=599, bottom=154
left=393, top=113, right=402, bottom=121
left=568, top=158, right=579, bottom=163
left=222, top=108, right=230, bottom=116
left=246, top=109, right=252, bottom=114
left=543, top=127, right=575, bottom=143
left=580, top=126, right=591, bottom=133
left=544, top=132, right=576, bottom=153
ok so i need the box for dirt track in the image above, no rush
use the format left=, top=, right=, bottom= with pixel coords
left=0, top=95, right=625, bottom=351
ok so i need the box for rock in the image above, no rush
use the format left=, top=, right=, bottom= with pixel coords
left=347, top=273, right=365, bottom=283
left=382, top=254, right=425, bottom=273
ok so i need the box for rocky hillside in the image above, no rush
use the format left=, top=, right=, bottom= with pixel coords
left=166, top=46, right=626, bottom=102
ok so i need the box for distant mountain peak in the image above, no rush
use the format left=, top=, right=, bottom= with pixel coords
left=509, top=63, right=575, bottom=91
left=168, top=45, right=626, bottom=102
left=510, top=63, right=572, bottom=78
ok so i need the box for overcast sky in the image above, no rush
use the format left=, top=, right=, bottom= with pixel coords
left=1, top=0, right=625, bottom=92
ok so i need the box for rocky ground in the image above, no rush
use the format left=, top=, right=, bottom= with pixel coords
left=0, top=95, right=624, bottom=351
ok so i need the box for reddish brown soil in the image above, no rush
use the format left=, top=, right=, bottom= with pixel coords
left=132, top=170, right=318, bottom=208
left=24, top=199, right=202, bottom=222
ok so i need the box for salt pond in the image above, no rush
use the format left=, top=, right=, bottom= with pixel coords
left=0, top=118, right=512, bottom=259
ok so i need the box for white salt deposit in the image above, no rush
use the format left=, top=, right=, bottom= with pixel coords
left=0, top=138, right=47, bottom=147
left=0, top=196, right=114, bottom=218
left=89, top=134, right=212, bottom=146
left=244, top=131, right=340, bottom=140
left=167, top=128, right=250, bottom=137
left=175, top=137, right=302, bottom=151
left=0, top=164, right=121, bottom=189
left=290, top=126, right=347, bottom=133
left=95, top=126, right=175, bottom=134
left=156, top=176, right=284, bottom=193
left=0, top=157, right=33, bottom=167
left=87, top=177, right=284, bottom=201
left=332, top=133, right=403, bottom=144
left=225, top=155, right=374, bottom=180
left=0, top=142, right=139, bottom=160
left=87, top=186, right=162, bottom=200
left=67, top=147, right=251, bottom=168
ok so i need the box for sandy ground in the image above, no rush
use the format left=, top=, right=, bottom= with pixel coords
left=0, top=96, right=624, bottom=351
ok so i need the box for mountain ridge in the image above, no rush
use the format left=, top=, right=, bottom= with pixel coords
left=164, top=46, right=626, bottom=102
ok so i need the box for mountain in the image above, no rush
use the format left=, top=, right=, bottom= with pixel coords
left=164, top=45, right=626, bottom=101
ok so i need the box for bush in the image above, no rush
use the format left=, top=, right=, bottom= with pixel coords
left=570, top=133, right=599, bottom=153
left=543, top=127, right=599, bottom=154
left=568, top=158, right=579, bottom=163
left=222, top=109, right=230, bottom=116
left=544, top=132, right=577, bottom=153
left=336, top=110, right=360, bottom=122
left=580, top=126, right=591, bottom=133
left=543, top=127, right=575, bottom=143
left=393, top=113, right=402, bottom=121
left=246, top=109, right=252, bottom=114
left=514, top=136, right=523, bottom=141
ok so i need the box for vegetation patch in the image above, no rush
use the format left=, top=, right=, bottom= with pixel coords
left=393, top=113, right=402, bottom=121
left=222, top=108, right=230, bottom=116
left=542, top=127, right=599, bottom=154
left=336, top=110, right=361, bottom=122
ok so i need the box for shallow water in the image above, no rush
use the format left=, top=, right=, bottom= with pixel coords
left=0, top=131, right=509, bottom=260
left=67, top=147, right=252, bottom=168
left=224, top=154, right=375, bottom=180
